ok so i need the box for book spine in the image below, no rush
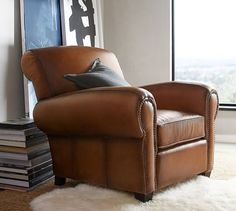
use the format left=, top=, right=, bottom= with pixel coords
left=0, top=152, right=51, bottom=167
left=27, top=148, right=50, bottom=160
left=29, top=170, right=53, bottom=187
left=28, top=165, right=52, bottom=180
left=0, top=170, right=53, bottom=188
left=0, top=148, right=50, bottom=161
left=0, top=165, right=53, bottom=181
left=0, top=166, right=27, bottom=174
left=0, top=133, right=46, bottom=141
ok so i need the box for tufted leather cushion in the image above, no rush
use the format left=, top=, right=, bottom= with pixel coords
left=156, top=110, right=205, bottom=149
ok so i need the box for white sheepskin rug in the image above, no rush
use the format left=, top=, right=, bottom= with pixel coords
left=31, top=176, right=236, bottom=211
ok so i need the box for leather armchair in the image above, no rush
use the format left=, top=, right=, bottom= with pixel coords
left=21, top=46, right=219, bottom=202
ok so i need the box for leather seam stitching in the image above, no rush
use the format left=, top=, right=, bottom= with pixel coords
left=205, top=89, right=219, bottom=170
left=157, top=116, right=204, bottom=126
left=138, top=96, right=157, bottom=193
left=158, top=135, right=205, bottom=150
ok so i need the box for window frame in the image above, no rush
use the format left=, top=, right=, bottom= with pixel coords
left=171, top=0, right=236, bottom=110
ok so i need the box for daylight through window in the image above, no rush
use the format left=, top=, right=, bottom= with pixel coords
left=174, top=0, right=236, bottom=106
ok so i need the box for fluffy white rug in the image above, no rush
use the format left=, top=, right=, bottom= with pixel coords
left=31, top=176, right=236, bottom=211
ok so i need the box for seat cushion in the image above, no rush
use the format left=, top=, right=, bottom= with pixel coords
left=156, top=110, right=205, bottom=149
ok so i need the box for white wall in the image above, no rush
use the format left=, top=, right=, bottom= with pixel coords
left=215, top=111, right=236, bottom=142
left=103, top=0, right=171, bottom=86
left=103, top=0, right=236, bottom=141
left=0, top=0, right=24, bottom=121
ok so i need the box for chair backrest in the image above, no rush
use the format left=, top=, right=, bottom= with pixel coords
left=21, top=46, right=124, bottom=100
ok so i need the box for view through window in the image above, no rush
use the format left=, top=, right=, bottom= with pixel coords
left=174, top=0, right=236, bottom=106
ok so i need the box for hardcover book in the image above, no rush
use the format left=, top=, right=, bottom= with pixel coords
left=0, top=127, right=42, bottom=136
left=0, top=170, right=53, bottom=187
left=0, top=118, right=35, bottom=130
left=0, top=159, right=52, bottom=174
left=0, top=141, right=49, bottom=154
left=0, top=142, right=50, bottom=160
left=0, top=135, right=48, bottom=148
left=0, top=175, right=53, bottom=192
left=0, top=164, right=52, bottom=180
left=0, top=131, right=45, bottom=141
left=0, top=152, right=52, bottom=167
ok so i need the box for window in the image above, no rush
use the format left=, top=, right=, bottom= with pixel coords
left=173, top=0, right=236, bottom=108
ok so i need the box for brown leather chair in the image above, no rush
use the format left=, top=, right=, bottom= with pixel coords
left=21, top=46, right=219, bottom=202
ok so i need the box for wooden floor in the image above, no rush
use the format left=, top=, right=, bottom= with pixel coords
left=0, top=143, right=235, bottom=211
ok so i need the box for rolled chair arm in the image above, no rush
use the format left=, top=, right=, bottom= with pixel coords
left=33, top=86, right=156, bottom=139
left=142, top=81, right=219, bottom=119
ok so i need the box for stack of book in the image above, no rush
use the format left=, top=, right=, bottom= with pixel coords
left=0, top=118, right=53, bottom=191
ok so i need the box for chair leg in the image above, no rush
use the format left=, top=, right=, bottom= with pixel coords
left=54, top=176, right=66, bottom=186
left=134, top=192, right=153, bottom=202
left=201, top=171, right=211, bottom=177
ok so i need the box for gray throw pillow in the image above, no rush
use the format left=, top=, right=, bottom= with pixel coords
left=64, top=58, right=130, bottom=89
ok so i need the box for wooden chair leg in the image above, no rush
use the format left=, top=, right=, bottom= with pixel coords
left=201, top=171, right=211, bottom=177
left=134, top=192, right=153, bottom=202
left=54, top=176, right=66, bottom=186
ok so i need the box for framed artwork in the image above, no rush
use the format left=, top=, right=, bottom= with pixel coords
left=20, top=0, right=103, bottom=118
left=20, top=0, right=62, bottom=118
left=60, top=0, right=104, bottom=47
